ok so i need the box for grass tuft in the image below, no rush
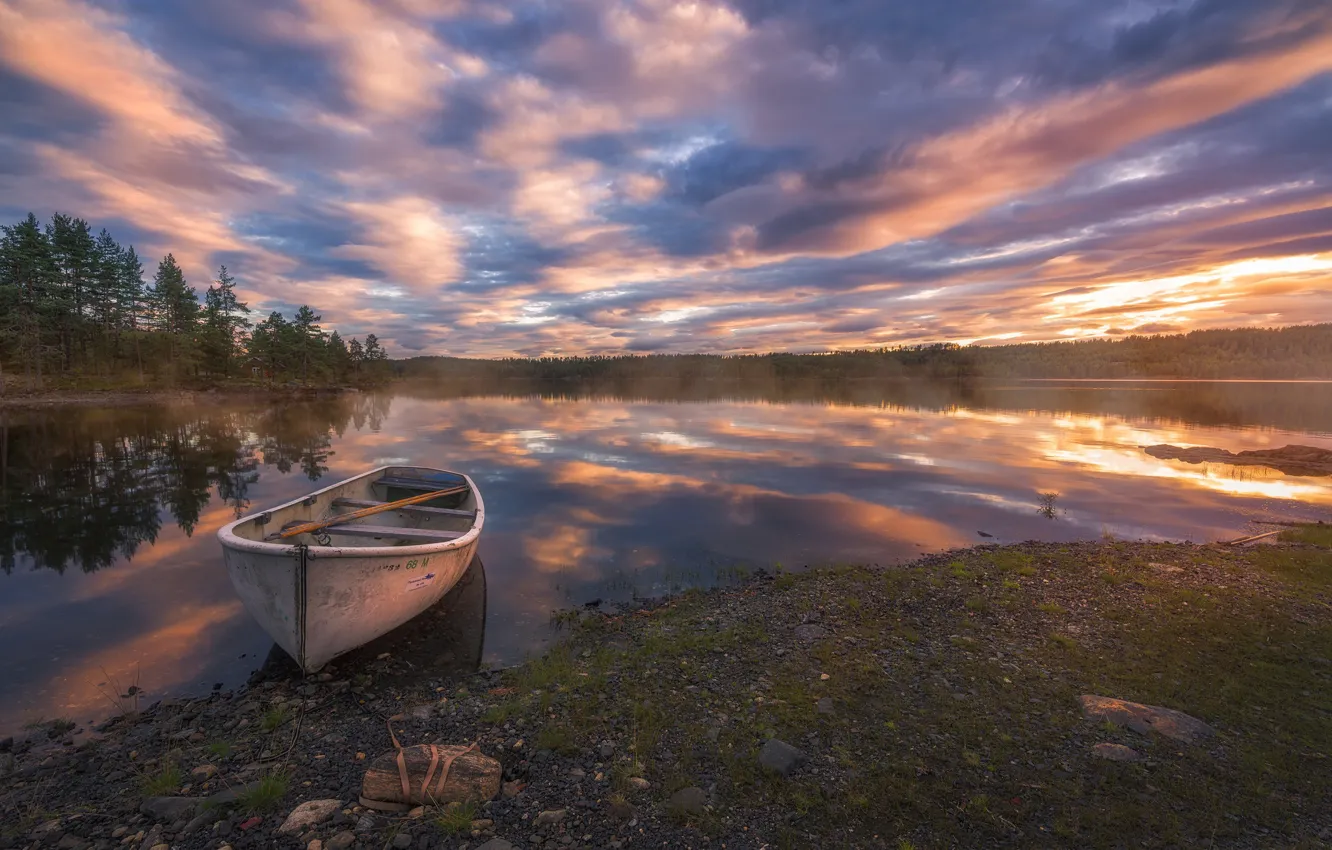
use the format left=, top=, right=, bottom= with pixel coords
left=260, top=704, right=292, bottom=733
left=140, top=761, right=182, bottom=796
left=434, top=801, right=477, bottom=835
left=235, top=772, right=289, bottom=813
left=1278, top=522, right=1332, bottom=547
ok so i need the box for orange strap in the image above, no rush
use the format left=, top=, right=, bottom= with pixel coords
left=385, top=715, right=478, bottom=804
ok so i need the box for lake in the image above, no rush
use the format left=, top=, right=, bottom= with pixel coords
left=2, top=380, right=1331, bottom=736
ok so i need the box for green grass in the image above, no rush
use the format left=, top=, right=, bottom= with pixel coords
left=470, top=541, right=1332, bottom=849
left=259, top=705, right=291, bottom=733
left=1278, top=522, right=1332, bottom=547
left=140, top=761, right=182, bottom=796
left=536, top=725, right=580, bottom=755
left=234, top=772, right=289, bottom=813
left=205, top=740, right=233, bottom=760
left=434, top=801, right=477, bottom=835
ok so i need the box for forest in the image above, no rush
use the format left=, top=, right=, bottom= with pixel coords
left=0, top=212, right=388, bottom=389
left=397, top=323, right=1332, bottom=388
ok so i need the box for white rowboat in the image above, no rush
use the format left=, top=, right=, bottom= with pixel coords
left=217, top=466, right=484, bottom=672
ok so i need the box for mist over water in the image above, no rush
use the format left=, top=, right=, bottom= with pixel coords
left=2, top=380, right=1331, bottom=735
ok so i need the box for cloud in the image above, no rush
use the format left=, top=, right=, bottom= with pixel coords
left=1, top=0, right=1331, bottom=356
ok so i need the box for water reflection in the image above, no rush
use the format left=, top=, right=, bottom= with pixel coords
left=2, top=382, right=1330, bottom=736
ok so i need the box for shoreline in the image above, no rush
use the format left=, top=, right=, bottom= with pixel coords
left=0, top=386, right=360, bottom=409
left=2, top=539, right=1328, bottom=849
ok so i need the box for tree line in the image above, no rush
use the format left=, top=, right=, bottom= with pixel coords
left=0, top=212, right=389, bottom=388
left=396, top=324, right=1332, bottom=385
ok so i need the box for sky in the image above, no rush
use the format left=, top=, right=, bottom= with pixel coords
left=1, top=0, right=1331, bottom=358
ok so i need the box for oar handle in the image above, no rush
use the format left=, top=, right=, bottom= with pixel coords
left=267, top=484, right=468, bottom=540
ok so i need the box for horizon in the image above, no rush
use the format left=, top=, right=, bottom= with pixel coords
left=3, top=1, right=1331, bottom=358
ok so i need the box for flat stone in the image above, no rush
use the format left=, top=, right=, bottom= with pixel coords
left=308, top=841, right=323, bottom=850
left=816, top=697, right=834, bottom=715
left=355, top=815, right=376, bottom=833
left=56, top=836, right=87, bottom=850
left=793, top=624, right=826, bottom=643
left=1079, top=695, right=1214, bottom=744
left=535, top=809, right=566, bottom=826
left=758, top=738, right=806, bottom=776
left=1092, top=743, right=1141, bottom=762
left=278, top=800, right=342, bottom=835
left=206, top=780, right=264, bottom=808
left=180, top=813, right=211, bottom=836
left=606, top=800, right=635, bottom=821
left=475, top=841, right=515, bottom=850
left=391, top=834, right=412, bottom=849
left=626, top=777, right=650, bottom=791
left=598, top=741, right=614, bottom=759
left=327, top=832, right=357, bottom=850
left=668, top=787, right=707, bottom=815
left=191, top=765, right=218, bottom=780
left=140, top=797, right=195, bottom=822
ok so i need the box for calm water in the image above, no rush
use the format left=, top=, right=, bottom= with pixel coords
left=3, top=382, right=1331, bottom=736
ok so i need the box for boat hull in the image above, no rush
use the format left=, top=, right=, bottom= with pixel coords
left=218, top=466, right=484, bottom=672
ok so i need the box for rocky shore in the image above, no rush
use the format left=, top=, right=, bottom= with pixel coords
left=2, top=540, right=1329, bottom=849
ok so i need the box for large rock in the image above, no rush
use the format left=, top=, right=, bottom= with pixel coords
left=140, top=797, right=195, bottom=822
left=1079, top=695, right=1214, bottom=744
left=278, top=800, right=342, bottom=835
left=758, top=739, right=806, bottom=776
left=361, top=744, right=501, bottom=809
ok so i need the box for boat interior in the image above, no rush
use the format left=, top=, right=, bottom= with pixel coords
left=231, top=467, right=478, bottom=548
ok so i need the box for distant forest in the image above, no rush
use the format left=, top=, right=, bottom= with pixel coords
left=398, top=324, right=1332, bottom=388
left=0, top=212, right=388, bottom=389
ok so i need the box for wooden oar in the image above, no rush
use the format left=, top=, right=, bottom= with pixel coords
left=267, top=485, right=468, bottom=540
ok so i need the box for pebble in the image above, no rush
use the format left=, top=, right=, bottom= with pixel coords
left=475, top=841, right=515, bottom=850
left=1092, top=743, right=1141, bottom=762
left=502, top=780, right=525, bottom=798
left=816, top=697, right=834, bottom=715
left=598, top=741, right=614, bottom=759
left=327, top=832, right=357, bottom=850
left=535, top=809, right=566, bottom=826
left=191, top=764, right=218, bottom=779
left=627, top=776, right=651, bottom=791
left=279, top=800, right=343, bottom=834
left=308, top=841, right=323, bottom=850
left=392, top=834, right=412, bottom=848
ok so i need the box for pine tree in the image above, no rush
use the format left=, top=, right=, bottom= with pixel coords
left=201, top=265, right=251, bottom=377
left=46, top=214, right=95, bottom=370
left=0, top=214, right=59, bottom=384
left=292, top=305, right=325, bottom=383
left=327, top=330, right=351, bottom=382
left=150, top=254, right=199, bottom=372
left=249, top=311, right=293, bottom=386
left=348, top=337, right=365, bottom=379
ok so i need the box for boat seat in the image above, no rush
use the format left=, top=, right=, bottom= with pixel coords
left=376, top=476, right=468, bottom=493
left=321, top=525, right=466, bottom=542
left=333, top=498, right=476, bottom=519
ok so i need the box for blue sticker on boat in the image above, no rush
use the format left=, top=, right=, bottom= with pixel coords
left=406, top=572, right=437, bottom=592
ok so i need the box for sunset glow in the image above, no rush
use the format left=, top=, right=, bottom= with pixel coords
left=2, top=0, right=1330, bottom=355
